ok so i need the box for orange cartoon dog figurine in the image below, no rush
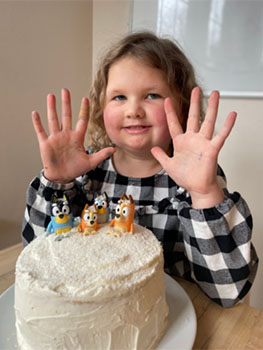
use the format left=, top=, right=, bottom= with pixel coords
left=108, top=194, right=135, bottom=236
left=78, top=204, right=99, bottom=236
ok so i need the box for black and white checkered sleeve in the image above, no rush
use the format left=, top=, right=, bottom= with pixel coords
left=177, top=187, right=258, bottom=308
left=21, top=172, right=86, bottom=245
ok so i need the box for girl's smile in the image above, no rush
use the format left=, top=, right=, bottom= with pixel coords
left=122, top=124, right=151, bottom=134
left=103, top=56, right=173, bottom=157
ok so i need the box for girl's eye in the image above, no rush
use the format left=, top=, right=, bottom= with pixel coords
left=147, top=93, right=161, bottom=100
left=113, top=95, right=126, bottom=101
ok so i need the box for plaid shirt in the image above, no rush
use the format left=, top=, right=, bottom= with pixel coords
left=22, top=156, right=258, bottom=308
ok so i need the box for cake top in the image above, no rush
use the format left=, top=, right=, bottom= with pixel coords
left=16, top=224, right=163, bottom=302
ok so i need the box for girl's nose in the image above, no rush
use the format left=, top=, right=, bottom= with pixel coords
left=125, top=101, right=145, bottom=119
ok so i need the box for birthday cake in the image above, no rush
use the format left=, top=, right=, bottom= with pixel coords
left=15, top=194, right=169, bottom=349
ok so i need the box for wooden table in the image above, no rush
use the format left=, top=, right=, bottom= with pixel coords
left=1, top=243, right=262, bottom=349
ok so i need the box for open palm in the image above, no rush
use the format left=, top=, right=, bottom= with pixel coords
left=152, top=87, right=237, bottom=208
left=32, top=89, right=114, bottom=184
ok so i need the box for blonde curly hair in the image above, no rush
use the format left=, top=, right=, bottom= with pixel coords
left=87, top=31, right=203, bottom=151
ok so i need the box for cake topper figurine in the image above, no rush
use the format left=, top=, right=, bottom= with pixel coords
left=108, top=193, right=135, bottom=236
left=78, top=204, right=99, bottom=236
left=93, top=192, right=109, bottom=224
left=46, top=194, right=74, bottom=236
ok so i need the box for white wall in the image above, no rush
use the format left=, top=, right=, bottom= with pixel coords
left=0, top=1, right=93, bottom=249
left=217, top=98, right=263, bottom=310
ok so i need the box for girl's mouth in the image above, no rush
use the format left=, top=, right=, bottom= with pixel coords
left=123, top=125, right=151, bottom=134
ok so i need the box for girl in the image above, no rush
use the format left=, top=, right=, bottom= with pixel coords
left=24, top=32, right=258, bottom=308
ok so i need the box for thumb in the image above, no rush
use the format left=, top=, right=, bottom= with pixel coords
left=151, top=146, right=171, bottom=171
left=87, top=147, right=116, bottom=170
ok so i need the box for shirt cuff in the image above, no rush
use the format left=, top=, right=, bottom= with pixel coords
left=40, top=170, right=75, bottom=191
left=178, top=191, right=241, bottom=220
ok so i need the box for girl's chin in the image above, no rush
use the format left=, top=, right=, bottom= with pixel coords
left=114, top=143, right=153, bottom=154
left=113, top=140, right=171, bottom=152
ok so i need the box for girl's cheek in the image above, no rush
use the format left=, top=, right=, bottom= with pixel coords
left=103, top=108, right=111, bottom=126
left=153, top=107, right=168, bottom=126
left=103, top=109, right=116, bottom=136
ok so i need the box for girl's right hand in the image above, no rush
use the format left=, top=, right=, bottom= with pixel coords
left=32, top=89, right=115, bottom=184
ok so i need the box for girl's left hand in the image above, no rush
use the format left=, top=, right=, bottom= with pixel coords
left=151, top=87, right=237, bottom=209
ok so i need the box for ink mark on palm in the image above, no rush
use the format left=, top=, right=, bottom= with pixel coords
left=198, top=152, right=203, bottom=161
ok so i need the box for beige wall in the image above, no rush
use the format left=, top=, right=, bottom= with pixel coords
left=92, top=0, right=130, bottom=74
left=0, top=1, right=93, bottom=248
left=0, top=0, right=131, bottom=249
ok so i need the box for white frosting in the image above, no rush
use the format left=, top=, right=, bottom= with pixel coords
left=15, top=224, right=168, bottom=350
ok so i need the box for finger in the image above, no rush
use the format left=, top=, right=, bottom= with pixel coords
left=76, top=97, right=89, bottom=141
left=32, top=111, right=48, bottom=143
left=61, top=88, right=72, bottom=130
left=88, top=147, right=115, bottom=170
left=47, top=94, right=60, bottom=134
left=164, top=98, right=183, bottom=138
left=200, top=90, right=219, bottom=139
left=151, top=146, right=171, bottom=171
left=186, top=86, right=201, bottom=132
left=212, top=112, right=237, bottom=150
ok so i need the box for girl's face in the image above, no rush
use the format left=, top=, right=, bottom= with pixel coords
left=103, top=57, right=173, bottom=156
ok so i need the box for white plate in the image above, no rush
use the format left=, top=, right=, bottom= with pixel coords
left=159, top=274, right=197, bottom=349
left=0, top=274, right=196, bottom=350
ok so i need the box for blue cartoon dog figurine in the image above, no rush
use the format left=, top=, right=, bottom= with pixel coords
left=93, top=192, right=109, bottom=224
left=46, top=194, right=74, bottom=235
